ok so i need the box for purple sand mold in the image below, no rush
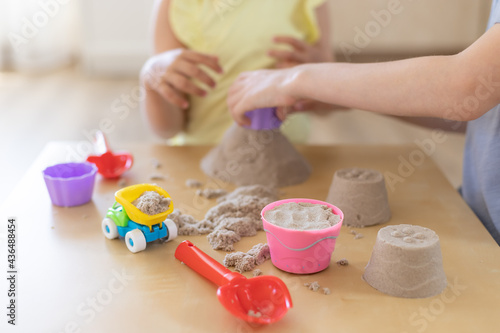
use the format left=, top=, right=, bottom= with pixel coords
left=244, top=107, right=282, bottom=131
left=43, top=162, right=97, bottom=207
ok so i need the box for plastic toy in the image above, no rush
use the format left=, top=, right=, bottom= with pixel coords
left=243, top=107, right=282, bottom=131
left=87, top=130, right=133, bottom=178
left=43, top=162, right=97, bottom=207
left=175, top=240, right=292, bottom=324
left=261, top=198, right=343, bottom=274
left=102, top=184, right=178, bottom=253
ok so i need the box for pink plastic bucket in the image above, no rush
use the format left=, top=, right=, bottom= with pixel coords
left=261, top=199, right=344, bottom=274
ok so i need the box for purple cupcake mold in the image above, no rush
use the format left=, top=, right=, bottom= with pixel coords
left=42, top=162, right=97, bottom=207
left=244, top=107, right=282, bottom=131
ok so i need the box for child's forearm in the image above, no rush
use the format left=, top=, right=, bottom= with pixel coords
left=288, top=54, right=498, bottom=122
left=141, top=86, right=185, bottom=139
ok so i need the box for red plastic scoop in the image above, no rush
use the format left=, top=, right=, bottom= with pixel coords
left=175, top=240, right=292, bottom=324
left=86, top=131, right=133, bottom=178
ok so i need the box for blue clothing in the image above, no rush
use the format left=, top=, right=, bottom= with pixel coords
left=462, top=0, right=500, bottom=245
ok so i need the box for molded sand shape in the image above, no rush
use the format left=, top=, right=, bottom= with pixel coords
left=363, top=224, right=447, bottom=298
left=201, top=124, right=311, bottom=187
left=326, top=167, right=391, bottom=227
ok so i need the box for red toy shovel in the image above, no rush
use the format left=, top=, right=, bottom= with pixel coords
left=175, top=240, right=293, bottom=324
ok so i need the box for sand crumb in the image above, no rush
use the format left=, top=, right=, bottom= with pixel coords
left=248, top=310, right=262, bottom=318
left=304, top=282, right=330, bottom=295
left=151, top=158, right=161, bottom=169
left=350, top=229, right=364, bottom=239
left=265, top=202, right=340, bottom=230
left=117, top=178, right=127, bottom=187
left=149, top=173, right=166, bottom=181
left=185, top=179, right=203, bottom=188
left=252, top=269, right=263, bottom=277
left=132, top=191, right=171, bottom=215
left=196, top=188, right=227, bottom=199
left=336, top=258, right=349, bottom=266
left=224, top=243, right=270, bottom=273
left=304, top=281, right=321, bottom=292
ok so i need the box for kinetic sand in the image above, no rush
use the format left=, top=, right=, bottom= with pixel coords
left=304, top=282, right=331, bottom=295
left=196, top=188, right=227, bottom=199
left=326, top=168, right=391, bottom=227
left=200, top=124, right=311, bottom=187
left=132, top=191, right=171, bottom=215
left=363, top=224, right=447, bottom=298
left=223, top=243, right=270, bottom=273
left=185, top=179, right=203, bottom=188
left=168, top=185, right=278, bottom=251
left=264, top=202, right=340, bottom=230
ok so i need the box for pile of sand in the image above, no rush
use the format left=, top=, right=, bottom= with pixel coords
left=200, top=124, right=311, bottom=187
left=223, top=243, right=270, bottom=273
left=168, top=185, right=278, bottom=251
left=132, top=191, right=171, bottom=215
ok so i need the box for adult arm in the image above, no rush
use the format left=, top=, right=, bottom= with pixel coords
left=229, top=25, right=500, bottom=125
left=397, top=117, right=467, bottom=133
left=270, top=2, right=343, bottom=115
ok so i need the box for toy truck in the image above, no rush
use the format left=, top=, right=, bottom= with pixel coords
left=102, top=184, right=178, bottom=253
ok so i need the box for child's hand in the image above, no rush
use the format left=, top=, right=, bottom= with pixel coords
left=227, top=68, right=299, bottom=126
left=268, top=36, right=332, bottom=68
left=141, top=49, right=223, bottom=109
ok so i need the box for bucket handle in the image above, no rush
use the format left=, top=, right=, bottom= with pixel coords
left=263, top=229, right=337, bottom=252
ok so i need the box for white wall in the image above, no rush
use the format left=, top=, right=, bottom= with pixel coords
left=330, top=0, right=492, bottom=58
left=1, top=0, right=80, bottom=73
left=80, top=0, right=155, bottom=77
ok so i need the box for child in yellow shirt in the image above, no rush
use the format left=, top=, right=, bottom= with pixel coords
left=140, top=0, right=333, bottom=145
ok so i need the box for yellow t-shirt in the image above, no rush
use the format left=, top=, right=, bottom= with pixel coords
left=169, top=0, right=326, bottom=145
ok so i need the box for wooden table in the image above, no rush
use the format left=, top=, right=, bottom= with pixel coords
left=1, top=142, right=499, bottom=333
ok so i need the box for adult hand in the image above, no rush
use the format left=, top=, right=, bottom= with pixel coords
left=268, top=36, right=332, bottom=69
left=141, top=48, right=223, bottom=109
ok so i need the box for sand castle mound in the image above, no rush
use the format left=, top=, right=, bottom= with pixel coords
left=201, top=124, right=311, bottom=187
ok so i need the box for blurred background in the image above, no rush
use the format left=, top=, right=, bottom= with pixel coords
left=0, top=0, right=493, bottom=203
